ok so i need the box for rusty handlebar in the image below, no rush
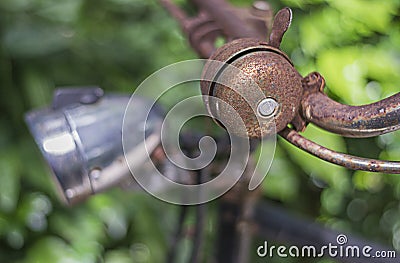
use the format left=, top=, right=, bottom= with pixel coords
left=302, top=91, right=400, bottom=138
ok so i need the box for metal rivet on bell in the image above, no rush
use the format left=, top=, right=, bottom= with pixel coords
left=257, top=98, right=279, bottom=117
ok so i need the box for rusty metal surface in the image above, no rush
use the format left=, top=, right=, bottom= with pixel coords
left=160, top=0, right=272, bottom=58
left=280, top=127, right=400, bottom=174
left=191, top=0, right=263, bottom=40
left=201, top=38, right=303, bottom=138
left=269, top=7, right=292, bottom=48
left=217, top=50, right=302, bottom=137
left=301, top=72, right=400, bottom=138
left=186, top=13, right=223, bottom=58
left=198, top=5, right=304, bottom=138
left=160, top=0, right=219, bottom=58
left=163, top=0, right=400, bottom=173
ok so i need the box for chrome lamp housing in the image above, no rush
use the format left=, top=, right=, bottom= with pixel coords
left=25, top=87, right=165, bottom=204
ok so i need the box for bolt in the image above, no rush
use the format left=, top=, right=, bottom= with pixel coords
left=65, top=189, right=75, bottom=199
left=80, top=87, right=104, bottom=104
left=257, top=98, right=279, bottom=117
left=89, top=168, right=102, bottom=180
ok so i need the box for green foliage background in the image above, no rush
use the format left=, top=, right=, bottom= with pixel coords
left=0, top=0, right=399, bottom=262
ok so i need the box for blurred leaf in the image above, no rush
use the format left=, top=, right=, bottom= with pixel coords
left=321, top=188, right=345, bottom=215
left=6, top=226, right=25, bottom=250
left=280, top=124, right=350, bottom=191
left=36, top=0, right=82, bottom=24
left=327, top=0, right=399, bottom=33
left=298, top=7, right=377, bottom=56
left=17, top=138, right=55, bottom=195
left=0, top=150, right=20, bottom=213
left=353, top=171, right=385, bottom=193
left=25, top=236, right=81, bottom=263
left=17, top=193, right=52, bottom=232
left=50, top=209, right=105, bottom=244
left=316, top=47, right=368, bottom=104
left=104, top=249, right=133, bottom=263
left=281, top=0, right=325, bottom=8
left=0, top=0, right=31, bottom=12
left=48, top=208, right=105, bottom=261
left=22, top=67, right=53, bottom=108
left=3, top=21, right=71, bottom=57
left=0, top=214, right=8, bottom=237
left=262, top=146, right=300, bottom=202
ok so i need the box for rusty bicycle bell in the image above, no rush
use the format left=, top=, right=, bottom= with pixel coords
left=201, top=8, right=305, bottom=138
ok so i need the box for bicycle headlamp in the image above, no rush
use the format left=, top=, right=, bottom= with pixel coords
left=25, top=87, right=164, bottom=204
